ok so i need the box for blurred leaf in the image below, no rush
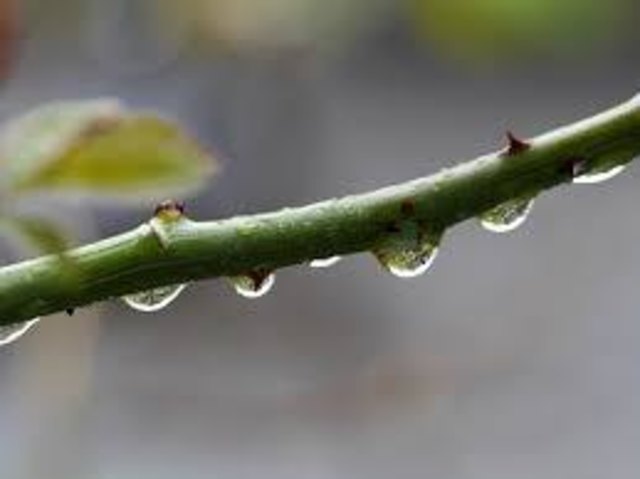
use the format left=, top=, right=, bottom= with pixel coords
left=409, top=0, right=628, bottom=63
left=0, top=99, right=123, bottom=185
left=0, top=216, right=68, bottom=254
left=0, top=99, right=218, bottom=202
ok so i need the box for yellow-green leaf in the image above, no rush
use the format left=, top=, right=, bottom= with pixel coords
left=0, top=99, right=218, bottom=201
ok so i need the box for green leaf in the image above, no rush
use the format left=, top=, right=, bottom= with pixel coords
left=410, top=0, right=626, bottom=62
left=0, top=99, right=123, bottom=186
left=0, top=99, right=218, bottom=201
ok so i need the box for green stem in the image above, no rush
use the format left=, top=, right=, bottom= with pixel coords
left=1, top=94, right=640, bottom=326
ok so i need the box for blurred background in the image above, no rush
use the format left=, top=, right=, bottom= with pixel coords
left=0, top=0, right=639, bottom=477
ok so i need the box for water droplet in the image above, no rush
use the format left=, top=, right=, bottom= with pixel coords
left=230, top=271, right=275, bottom=299
left=573, top=164, right=626, bottom=184
left=375, top=231, right=442, bottom=279
left=0, top=318, right=40, bottom=347
left=122, top=284, right=187, bottom=312
left=479, top=198, right=534, bottom=233
left=310, top=256, right=342, bottom=268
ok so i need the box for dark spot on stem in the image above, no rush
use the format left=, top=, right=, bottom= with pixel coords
left=385, top=222, right=402, bottom=234
left=505, top=131, right=531, bottom=156
left=66, top=308, right=75, bottom=316
left=400, top=200, right=416, bottom=217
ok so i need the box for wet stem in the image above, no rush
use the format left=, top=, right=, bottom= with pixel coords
left=1, top=93, right=640, bottom=326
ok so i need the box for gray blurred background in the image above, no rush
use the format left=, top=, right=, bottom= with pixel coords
left=0, top=0, right=639, bottom=477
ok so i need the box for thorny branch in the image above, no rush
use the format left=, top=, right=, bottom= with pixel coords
left=1, top=93, right=640, bottom=327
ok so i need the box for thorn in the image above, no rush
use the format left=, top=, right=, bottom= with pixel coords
left=154, top=200, right=185, bottom=221
left=150, top=200, right=186, bottom=251
left=505, top=131, right=531, bottom=156
left=66, top=308, right=75, bottom=316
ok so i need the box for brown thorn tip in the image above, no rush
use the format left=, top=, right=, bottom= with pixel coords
left=154, top=199, right=186, bottom=218
left=505, top=131, right=531, bottom=156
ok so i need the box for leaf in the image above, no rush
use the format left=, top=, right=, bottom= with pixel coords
left=0, top=99, right=124, bottom=185
left=0, top=99, right=218, bottom=202
left=409, top=0, right=625, bottom=62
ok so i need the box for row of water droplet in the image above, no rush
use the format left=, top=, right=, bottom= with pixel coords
left=118, top=162, right=630, bottom=311
left=0, top=162, right=625, bottom=346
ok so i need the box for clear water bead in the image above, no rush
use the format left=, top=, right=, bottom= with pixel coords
left=375, top=233, right=441, bottom=279
left=479, top=198, right=534, bottom=233
left=573, top=164, right=626, bottom=184
left=0, top=318, right=40, bottom=347
left=231, top=273, right=275, bottom=299
left=310, top=256, right=342, bottom=268
left=122, top=284, right=187, bottom=312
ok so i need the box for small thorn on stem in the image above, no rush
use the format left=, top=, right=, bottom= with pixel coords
left=154, top=200, right=186, bottom=220
left=149, top=200, right=186, bottom=250
left=505, top=131, right=531, bottom=156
